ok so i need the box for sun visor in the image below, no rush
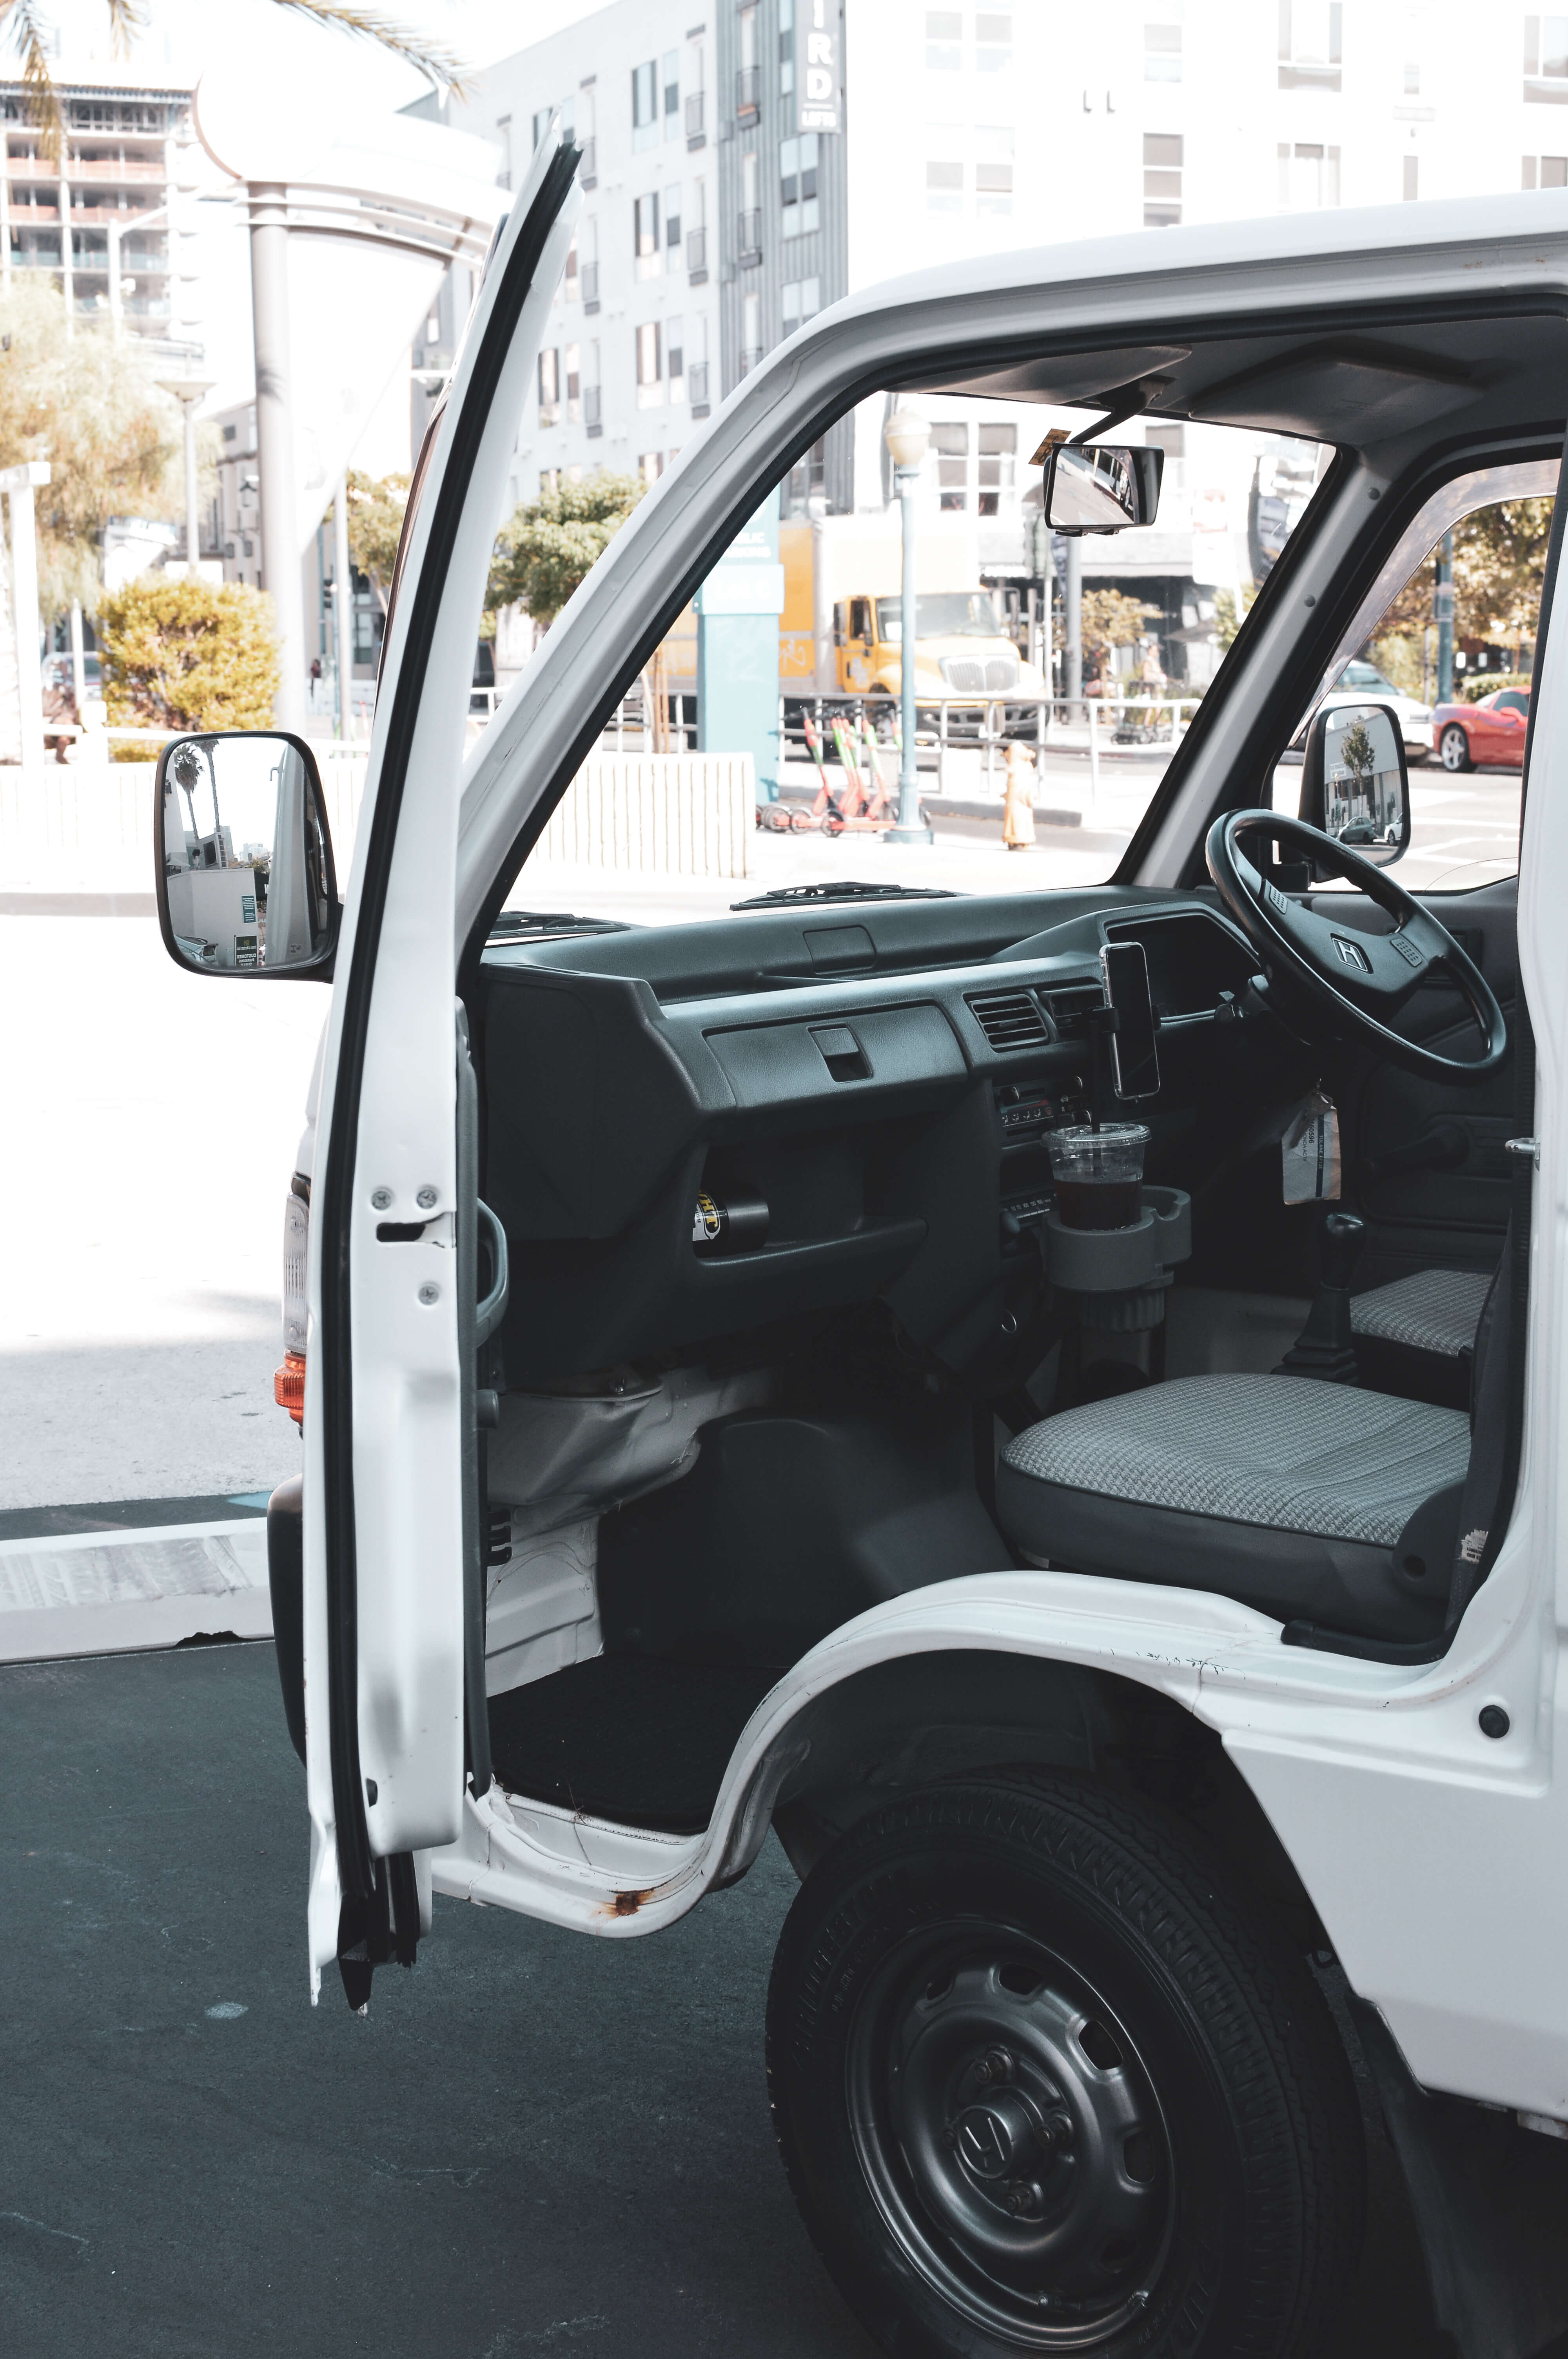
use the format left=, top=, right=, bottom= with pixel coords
left=910, top=345, right=1191, bottom=406
left=1186, top=343, right=1479, bottom=440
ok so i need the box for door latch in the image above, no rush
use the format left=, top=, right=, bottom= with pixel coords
left=1505, top=1137, right=1540, bottom=1169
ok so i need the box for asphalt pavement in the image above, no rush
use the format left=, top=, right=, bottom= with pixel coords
left=1, top=1639, right=1450, bottom=2358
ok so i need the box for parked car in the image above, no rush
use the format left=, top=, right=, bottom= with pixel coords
left=1294, top=656, right=1432, bottom=760
left=1432, top=683, right=1531, bottom=770
left=148, top=172, right=1568, bottom=2359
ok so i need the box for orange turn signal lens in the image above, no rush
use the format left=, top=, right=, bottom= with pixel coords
left=274, top=1350, right=306, bottom=1426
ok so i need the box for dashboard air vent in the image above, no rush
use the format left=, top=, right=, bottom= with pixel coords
left=1039, top=983, right=1105, bottom=1038
left=966, top=987, right=1049, bottom=1052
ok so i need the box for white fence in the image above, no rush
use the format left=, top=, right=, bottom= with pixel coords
left=0, top=747, right=753, bottom=896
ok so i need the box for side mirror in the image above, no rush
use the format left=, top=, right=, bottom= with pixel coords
left=1041, top=442, right=1163, bottom=535
left=155, top=731, right=339, bottom=978
left=1298, top=699, right=1411, bottom=869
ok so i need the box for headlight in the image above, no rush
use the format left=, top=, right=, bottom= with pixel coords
left=276, top=1175, right=309, bottom=1425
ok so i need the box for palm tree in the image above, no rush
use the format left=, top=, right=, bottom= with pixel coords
left=4, top=2, right=468, bottom=157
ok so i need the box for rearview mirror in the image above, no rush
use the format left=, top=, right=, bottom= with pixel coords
left=155, top=732, right=339, bottom=977
left=1041, top=443, right=1163, bottom=535
left=1298, top=699, right=1411, bottom=868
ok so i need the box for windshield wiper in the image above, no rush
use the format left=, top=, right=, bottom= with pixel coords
left=730, top=881, right=958, bottom=911
left=487, top=909, right=631, bottom=941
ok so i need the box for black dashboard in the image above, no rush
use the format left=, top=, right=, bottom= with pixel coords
left=477, top=888, right=1262, bottom=1385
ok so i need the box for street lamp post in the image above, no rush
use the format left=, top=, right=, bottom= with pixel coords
left=882, top=407, right=933, bottom=844
left=1027, top=504, right=1054, bottom=690
left=155, top=377, right=217, bottom=576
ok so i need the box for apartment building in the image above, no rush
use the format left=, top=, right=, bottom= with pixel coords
left=0, top=66, right=203, bottom=351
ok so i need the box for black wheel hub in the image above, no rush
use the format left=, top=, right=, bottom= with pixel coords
left=849, top=1939, right=1171, bottom=2348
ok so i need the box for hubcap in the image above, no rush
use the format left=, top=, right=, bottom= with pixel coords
left=1442, top=728, right=1466, bottom=770
left=848, top=1937, right=1172, bottom=2349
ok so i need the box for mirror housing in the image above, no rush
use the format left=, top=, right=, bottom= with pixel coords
left=1041, top=442, right=1163, bottom=535
left=155, top=731, right=340, bottom=978
left=1298, top=699, right=1411, bottom=869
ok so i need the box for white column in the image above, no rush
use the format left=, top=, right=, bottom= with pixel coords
left=247, top=182, right=306, bottom=732
left=1, top=462, right=52, bottom=783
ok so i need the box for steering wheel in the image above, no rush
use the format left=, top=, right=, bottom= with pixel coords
left=1205, top=809, right=1507, bottom=1083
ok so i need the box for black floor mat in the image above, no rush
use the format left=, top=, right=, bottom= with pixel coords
left=486, top=1655, right=782, bottom=1834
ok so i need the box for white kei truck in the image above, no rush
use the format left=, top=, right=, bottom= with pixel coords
left=153, top=140, right=1568, bottom=2359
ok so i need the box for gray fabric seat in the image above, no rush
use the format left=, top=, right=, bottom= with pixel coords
left=996, top=1374, right=1472, bottom=1641
left=1349, top=1267, right=1494, bottom=1408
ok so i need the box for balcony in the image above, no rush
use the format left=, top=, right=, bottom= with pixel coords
left=737, top=209, right=761, bottom=264
left=579, top=135, right=597, bottom=185
left=740, top=345, right=764, bottom=376
left=685, top=90, right=705, bottom=147
left=581, top=259, right=600, bottom=313
left=584, top=384, right=603, bottom=438
left=735, top=64, right=760, bottom=117
left=688, top=361, right=710, bottom=416
left=685, top=224, right=708, bottom=281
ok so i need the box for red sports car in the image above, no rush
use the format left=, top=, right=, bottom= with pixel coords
left=1430, top=685, right=1530, bottom=771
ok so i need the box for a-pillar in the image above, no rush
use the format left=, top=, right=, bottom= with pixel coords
left=247, top=181, right=306, bottom=732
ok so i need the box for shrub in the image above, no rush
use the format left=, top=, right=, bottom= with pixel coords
left=487, top=472, right=646, bottom=628
left=99, top=576, right=280, bottom=750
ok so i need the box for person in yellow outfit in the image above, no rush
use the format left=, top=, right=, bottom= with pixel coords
left=1002, top=738, right=1035, bottom=851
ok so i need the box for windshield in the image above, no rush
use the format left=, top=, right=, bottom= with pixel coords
left=482, top=393, right=1328, bottom=929
left=876, top=592, right=1003, bottom=643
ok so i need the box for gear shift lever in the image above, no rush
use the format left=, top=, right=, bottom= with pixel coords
left=1275, top=1211, right=1365, bottom=1384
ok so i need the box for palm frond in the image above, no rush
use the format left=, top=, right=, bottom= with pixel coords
left=268, top=2, right=472, bottom=95
left=2, top=0, right=65, bottom=165
left=105, top=0, right=149, bottom=58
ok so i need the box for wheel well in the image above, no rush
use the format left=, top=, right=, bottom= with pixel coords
left=765, top=1647, right=1327, bottom=1951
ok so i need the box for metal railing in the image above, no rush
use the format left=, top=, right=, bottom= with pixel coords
left=580, top=259, right=599, bottom=308
left=737, top=207, right=761, bottom=259
left=583, top=384, right=602, bottom=430
left=775, top=691, right=1205, bottom=805
left=687, top=361, right=710, bottom=409
left=735, top=64, right=760, bottom=114
left=578, top=136, right=597, bottom=183
left=685, top=224, right=708, bottom=275
left=685, top=90, right=705, bottom=142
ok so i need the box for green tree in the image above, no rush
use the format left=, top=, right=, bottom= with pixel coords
left=1080, top=589, right=1161, bottom=665
left=99, top=576, right=280, bottom=743
left=487, top=473, right=647, bottom=627
left=334, top=469, right=412, bottom=607
left=1212, top=586, right=1252, bottom=652
left=1376, top=499, right=1553, bottom=667
left=0, top=278, right=183, bottom=613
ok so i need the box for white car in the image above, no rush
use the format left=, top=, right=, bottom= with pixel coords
left=154, top=178, right=1568, bottom=2359
left=1301, top=656, right=1433, bottom=760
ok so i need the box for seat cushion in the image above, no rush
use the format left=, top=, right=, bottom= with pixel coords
left=996, top=1374, right=1471, bottom=1639
left=1350, top=1267, right=1495, bottom=1410
left=1351, top=1269, right=1492, bottom=1358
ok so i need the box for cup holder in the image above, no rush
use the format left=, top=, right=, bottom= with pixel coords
left=1042, top=1184, right=1192, bottom=1294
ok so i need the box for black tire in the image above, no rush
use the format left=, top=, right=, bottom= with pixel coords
left=1439, top=723, right=1472, bottom=772
left=767, top=1776, right=1364, bottom=2358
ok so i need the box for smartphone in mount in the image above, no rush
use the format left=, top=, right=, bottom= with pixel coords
left=1100, top=940, right=1161, bottom=1101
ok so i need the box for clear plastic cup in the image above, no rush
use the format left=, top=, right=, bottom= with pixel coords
left=1046, top=1123, right=1149, bottom=1230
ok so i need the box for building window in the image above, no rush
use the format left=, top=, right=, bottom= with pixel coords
left=1279, top=2, right=1343, bottom=91
left=1524, top=151, right=1568, bottom=184
left=584, top=340, right=603, bottom=436
left=740, top=149, right=762, bottom=261
left=927, top=157, right=963, bottom=213
left=666, top=182, right=682, bottom=248
left=741, top=287, right=762, bottom=373
left=1403, top=154, right=1419, bottom=200
left=933, top=420, right=968, bottom=510
left=687, top=176, right=708, bottom=275
left=540, top=468, right=561, bottom=500
left=1278, top=140, right=1341, bottom=209
left=1145, top=5, right=1182, bottom=80
left=976, top=420, right=1016, bottom=516
left=564, top=342, right=581, bottom=423
left=782, top=273, right=820, bottom=334
left=976, top=126, right=1013, bottom=214
left=495, top=113, right=513, bottom=190
left=578, top=85, right=597, bottom=184
left=737, top=4, right=760, bottom=116
left=532, top=105, right=552, bottom=149
left=976, top=12, right=1012, bottom=69
left=668, top=314, right=685, bottom=402
left=564, top=233, right=579, bottom=301
left=926, top=8, right=961, bottom=67
left=639, top=451, right=664, bottom=485
left=780, top=131, right=820, bottom=236
left=581, top=214, right=600, bottom=309
left=635, top=190, right=661, bottom=278
left=633, top=58, right=659, bottom=150
left=1144, top=421, right=1184, bottom=491
left=538, top=347, right=560, bottom=427
left=663, top=48, right=680, bottom=137
left=1144, top=132, right=1183, bottom=226
left=689, top=314, right=711, bottom=413
left=686, top=39, right=706, bottom=143
left=1525, top=15, right=1568, bottom=96
left=636, top=319, right=663, bottom=407
left=780, top=0, right=795, bottom=97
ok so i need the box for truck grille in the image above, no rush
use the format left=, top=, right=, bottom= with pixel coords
left=940, top=653, right=1020, bottom=694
